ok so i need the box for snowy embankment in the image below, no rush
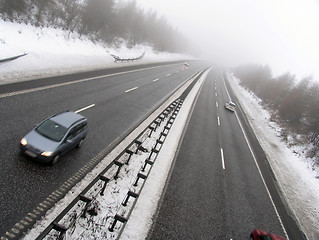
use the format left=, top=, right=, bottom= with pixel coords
left=0, top=20, right=191, bottom=85
left=226, top=73, right=319, bottom=240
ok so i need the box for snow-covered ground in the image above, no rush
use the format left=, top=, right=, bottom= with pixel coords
left=1, top=19, right=318, bottom=239
left=0, top=20, right=191, bottom=85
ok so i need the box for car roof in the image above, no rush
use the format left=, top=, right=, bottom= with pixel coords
left=50, top=111, right=86, bottom=128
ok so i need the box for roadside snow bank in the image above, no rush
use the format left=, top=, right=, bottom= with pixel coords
left=226, top=73, right=319, bottom=239
left=0, top=20, right=191, bottom=85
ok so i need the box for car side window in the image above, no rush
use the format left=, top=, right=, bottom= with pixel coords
left=75, top=122, right=87, bottom=135
left=259, top=236, right=272, bottom=240
left=66, top=122, right=87, bottom=141
left=66, top=127, right=77, bottom=140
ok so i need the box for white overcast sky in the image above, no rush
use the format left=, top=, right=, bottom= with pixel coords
left=136, top=0, right=319, bottom=80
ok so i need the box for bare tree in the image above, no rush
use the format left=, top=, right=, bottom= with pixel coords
left=278, top=77, right=312, bottom=126
left=0, top=0, right=187, bottom=52
left=29, top=0, right=55, bottom=26
left=0, top=0, right=28, bottom=20
left=55, top=0, right=83, bottom=33
left=81, top=0, right=115, bottom=39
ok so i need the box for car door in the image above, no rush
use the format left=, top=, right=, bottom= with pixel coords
left=71, top=123, right=85, bottom=146
left=59, top=127, right=77, bottom=155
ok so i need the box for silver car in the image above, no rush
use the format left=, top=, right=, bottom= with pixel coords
left=20, top=111, right=88, bottom=164
left=225, top=101, right=236, bottom=112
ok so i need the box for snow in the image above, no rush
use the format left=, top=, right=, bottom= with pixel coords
left=226, top=73, right=319, bottom=239
left=44, top=129, right=159, bottom=239
left=0, top=19, right=191, bottom=85
left=1, top=19, right=318, bottom=240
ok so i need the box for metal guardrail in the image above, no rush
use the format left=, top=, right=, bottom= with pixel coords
left=110, top=52, right=145, bottom=63
left=35, top=98, right=184, bottom=240
left=0, top=53, right=28, bottom=63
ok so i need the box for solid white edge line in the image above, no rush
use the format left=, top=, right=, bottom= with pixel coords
left=221, top=148, right=225, bottom=169
left=221, top=73, right=289, bottom=239
left=75, top=104, right=95, bottom=113
left=125, top=87, right=138, bottom=93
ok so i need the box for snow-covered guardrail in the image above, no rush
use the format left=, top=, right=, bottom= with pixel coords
left=35, top=98, right=184, bottom=240
left=0, top=53, right=27, bottom=63
left=110, top=52, right=145, bottom=62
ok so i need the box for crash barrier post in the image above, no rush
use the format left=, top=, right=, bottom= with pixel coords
left=99, top=175, right=110, bottom=196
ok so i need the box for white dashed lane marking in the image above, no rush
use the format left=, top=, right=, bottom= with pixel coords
left=75, top=104, right=95, bottom=113
left=220, top=148, right=225, bottom=169
left=125, top=87, right=138, bottom=93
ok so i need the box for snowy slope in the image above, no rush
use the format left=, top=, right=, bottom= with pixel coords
left=0, top=20, right=191, bottom=85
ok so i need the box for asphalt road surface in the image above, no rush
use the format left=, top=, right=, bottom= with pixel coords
left=0, top=61, right=208, bottom=237
left=149, top=69, right=306, bottom=240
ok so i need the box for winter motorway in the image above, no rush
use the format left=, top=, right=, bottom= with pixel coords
left=0, top=62, right=305, bottom=239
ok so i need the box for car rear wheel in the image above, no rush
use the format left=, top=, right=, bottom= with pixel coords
left=51, top=154, right=60, bottom=165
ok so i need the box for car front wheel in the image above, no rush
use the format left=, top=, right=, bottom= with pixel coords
left=51, top=154, right=60, bottom=165
left=77, top=139, right=84, bottom=148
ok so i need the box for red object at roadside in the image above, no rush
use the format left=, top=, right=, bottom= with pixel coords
left=250, top=229, right=287, bottom=240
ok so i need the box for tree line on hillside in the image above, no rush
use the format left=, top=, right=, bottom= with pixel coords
left=233, top=65, right=319, bottom=166
left=0, top=0, right=187, bottom=52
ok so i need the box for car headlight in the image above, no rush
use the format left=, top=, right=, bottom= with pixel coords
left=41, top=151, right=53, bottom=157
left=21, top=138, right=27, bottom=146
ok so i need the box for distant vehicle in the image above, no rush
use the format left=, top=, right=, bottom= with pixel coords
left=250, top=229, right=287, bottom=240
left=20, top=111, right=88, bottom=164
left=225, top=101, right=236, bottom=112
left=184, top=62, right=190, bottom=67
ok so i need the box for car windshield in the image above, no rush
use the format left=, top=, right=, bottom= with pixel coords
left=36, top=119, right=67, bottom=142
left=259, top=236, right=272, bottom=240
left=229, top=103, right=236, bottom=107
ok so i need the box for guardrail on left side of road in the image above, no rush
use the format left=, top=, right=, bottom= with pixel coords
left=110, top=52, right=145, bottom=63
left=0, top=53, right=28, bottom=63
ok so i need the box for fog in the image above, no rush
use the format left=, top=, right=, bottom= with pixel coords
left=136, top=0, right=319, bottom=80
